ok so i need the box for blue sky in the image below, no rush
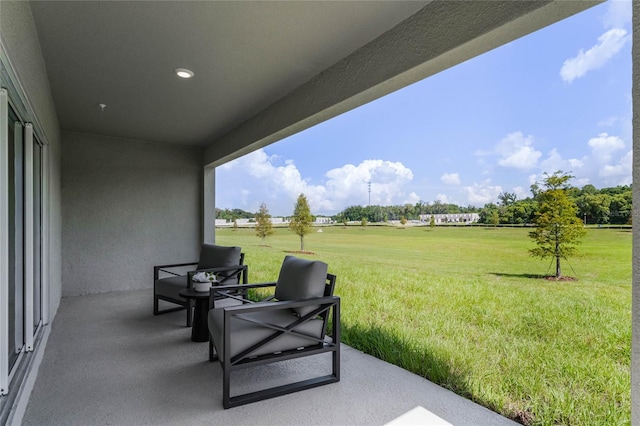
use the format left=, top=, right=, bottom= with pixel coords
left=217, top=0, right=632, bottom=217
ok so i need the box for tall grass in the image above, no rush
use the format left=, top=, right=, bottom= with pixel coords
left=217, top=226, right=631, bottom=425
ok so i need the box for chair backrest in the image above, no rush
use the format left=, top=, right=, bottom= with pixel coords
left=197, top=244, right=242, bottom=269
left=274, top=255, right=329, bottom=317
left=197, top=244, right=243, bottom=283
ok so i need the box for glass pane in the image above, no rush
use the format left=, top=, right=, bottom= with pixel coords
left=33, top=141, right=42, bottom=331
left=8, top=109, right=24, bottom=371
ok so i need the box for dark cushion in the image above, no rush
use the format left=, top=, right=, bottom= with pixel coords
left=154, top=275, right=188, bottom=301
left=197, top=244, right=242, bottom=278
left=208, top=307, right=324, bottom=359
left=274, top=256, right=328, bottom=316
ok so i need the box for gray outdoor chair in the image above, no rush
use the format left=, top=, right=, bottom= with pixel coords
left=208, top=255, right=340, bottom=408
left=153, top=244, right=247, bottom=327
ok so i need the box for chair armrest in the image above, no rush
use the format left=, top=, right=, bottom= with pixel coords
left=209, top=281, right=276, bottom=307
left=213, top=281, right=275, bottom=293
left=154, top=262, right=198, bottom=280
left=190, top=264, right=247, bottom=277
left=221, top=295, right=339, bottom=315
left=154, top=262, right=199, bottom=269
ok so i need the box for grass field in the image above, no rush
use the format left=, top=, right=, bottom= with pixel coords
left=216, top=225, right=631, bottom=425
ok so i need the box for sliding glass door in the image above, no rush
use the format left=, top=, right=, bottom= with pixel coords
left=7, top=106, right=23, bottom=372
left=1, top=92, right=45, bottom=397
left=33, top=140, right=42, bottom=333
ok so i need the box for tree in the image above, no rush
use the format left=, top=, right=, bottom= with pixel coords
left=498, top=192, right=517, bottom=206
left=489, top=210, right=500, bottom=226
left=577, top=193, right=611, bottom=224
left=400, top=216, right=407, bottom=226
left=430, top=214, right=436, bottom=229
left=610, top=191, right=632, bottom=224
left=478, top=203, right=498, bottom=224
left=507, top=199, right=536, bottom=224
left=498, top=192, right=517, bottom=224
left=530, top=183, right=542, bottom=198
left=529, top=171, right=586, bottom=279
left=289, top=194, right=313, bottom=251
left=255, top=202, right=274, bottom=244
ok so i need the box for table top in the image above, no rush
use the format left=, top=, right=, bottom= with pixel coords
left=178, top=288, right=211, bottom=299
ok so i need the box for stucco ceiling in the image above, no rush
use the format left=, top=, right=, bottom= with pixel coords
left=29, top=1, right=429, bottom=146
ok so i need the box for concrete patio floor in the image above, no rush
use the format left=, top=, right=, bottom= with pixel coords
left=20, top=289, right=517, bottom=425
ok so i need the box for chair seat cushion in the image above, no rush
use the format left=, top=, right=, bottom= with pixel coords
left=155, top=275, right=188, bottom=301
left=209, top=307, right=324, bottom=359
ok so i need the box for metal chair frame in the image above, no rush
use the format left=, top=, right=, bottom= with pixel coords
left=153, top=253, right=247, bottom=326
left=208, top=274, right=339, bottom=408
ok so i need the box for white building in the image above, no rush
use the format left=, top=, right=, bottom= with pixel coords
left=419, top=213, right=480, bottom=224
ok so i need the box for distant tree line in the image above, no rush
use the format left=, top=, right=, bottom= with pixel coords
left=478, top=184, right=632, bottom=225
left=215, top=208, right=255, bottom=221
left=218, top=183, right=631, bottom=226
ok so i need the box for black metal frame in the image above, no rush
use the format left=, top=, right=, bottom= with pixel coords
left=208, top=274, right=339, bottom=409
left=153, top=253, right=247, bottom=326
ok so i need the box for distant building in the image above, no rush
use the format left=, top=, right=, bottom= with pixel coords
left=215, top=216, right=333, bottom=226
left=419, top=213, right=480, bottom=224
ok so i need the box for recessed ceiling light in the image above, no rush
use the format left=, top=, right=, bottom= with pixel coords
left=175, top=68, right=194, bottom=79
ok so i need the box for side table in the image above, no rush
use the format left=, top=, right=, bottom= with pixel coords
left=178, top=288, right=211, bottom=342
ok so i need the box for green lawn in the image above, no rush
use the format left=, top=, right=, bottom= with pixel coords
left=217, top=225, right=631, bottom=425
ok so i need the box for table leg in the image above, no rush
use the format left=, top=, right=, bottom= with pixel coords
left=191, top=298, right=210, bottom=342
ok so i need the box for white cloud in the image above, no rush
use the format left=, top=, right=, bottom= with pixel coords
left=218, top=149, right=331, bottom=214
left=560, top=28, right=629, bottom=83
left=603, top=0, right=632, bottom=29
left=436, top=193, right=449, bottom=204
left=404, top=192, right=421, bottom=205
left=513, top=186, right=527, bottom=200
left=539, top=149, right=564, bottom=173
left=217, top=150, right=418, bottom=215
left=496, top=132, right=541, bottom=170
left=324, top=159, right=415, bottom=207
left=599, top=150, right=632, bottom=185
left=463, top=181, right=503, bottom=206
left=539, top=148, right=584, bottom=174
left=440, top=172, right=461, bottom=185
left=588, top=132, right=625, bottom=163
left=527, top=131, right=627, bottom=190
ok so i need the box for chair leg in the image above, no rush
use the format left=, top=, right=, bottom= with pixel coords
left=153, top=297, right=159, bottom=315
left=223, top=363, right=231, bottom=409
left=209, top=338, right=217, bottom=362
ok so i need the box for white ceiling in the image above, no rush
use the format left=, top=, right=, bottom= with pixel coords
left=29, top=1, right=429, bottom=146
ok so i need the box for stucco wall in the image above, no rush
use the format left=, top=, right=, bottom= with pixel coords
left=62, top=132, right=201, bottom=296
left=1, top=1, right=63, bottom=319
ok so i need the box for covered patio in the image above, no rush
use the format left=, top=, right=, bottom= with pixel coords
left=2, top=0, right=639, bottom=424
left=20, top=289, right=515, bottom=425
